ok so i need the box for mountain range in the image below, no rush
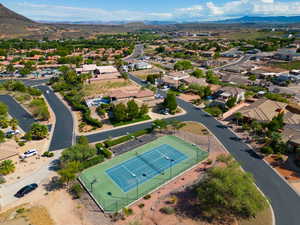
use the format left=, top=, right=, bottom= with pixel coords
left=1, top=3, right=300, bottom=39
left=216, top=16, right=300, bottom=24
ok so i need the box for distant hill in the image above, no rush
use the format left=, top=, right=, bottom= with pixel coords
left=0, top=4, right=154, bottom=39
left=0, top=3, right=34, bottom=24
left=217, top=16, right=300, bottom=24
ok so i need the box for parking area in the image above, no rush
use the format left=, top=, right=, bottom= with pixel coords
left=111, top=133, right=157, bottom=156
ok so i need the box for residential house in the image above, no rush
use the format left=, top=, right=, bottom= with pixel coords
left=273, top=49, right=300, bottom=61
left=221, top=73, right=251, bottom=85
left=237, top=99, right=287, bottom=123
left=283, top=124, right=300, bottom=149
left=161, top=71, right=190, bottom=88
left=77, top=65, right=121, bottom=82
left=216, top=86, right=245, bottom=103
left=109, top=88, right=162, bottom=108
left=181, top=76, right=208, bottom=87
left=135, top=62, right=153, bottom=70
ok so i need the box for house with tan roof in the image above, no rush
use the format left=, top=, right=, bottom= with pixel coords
left=181, top=77, right=207, bottom=86
left=283, top=125, right=300, bottom=148
left=161, top=71, right=190, bottom=88
left=216, top=86, right=245, bottom=103
left=237, top=99, right=287, bottom=122
left=109, top=88, right=161, bottom=108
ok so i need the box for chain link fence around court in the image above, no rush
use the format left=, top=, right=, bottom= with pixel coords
left=174, top=130, right=211, bottom=152
left=80, top=135, right=209, bottom=213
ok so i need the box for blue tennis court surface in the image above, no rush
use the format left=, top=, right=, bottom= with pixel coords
left=106, top=144, right=188, bottom=192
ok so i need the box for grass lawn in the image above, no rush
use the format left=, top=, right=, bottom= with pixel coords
left=111, top=115, right=151, bottom=127
left=83, top=80, right=132, bottom=97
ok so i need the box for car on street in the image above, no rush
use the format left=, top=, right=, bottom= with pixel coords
left=20, top=149, right=38, bottom=159
left=14, top=183, right=38, bottom=198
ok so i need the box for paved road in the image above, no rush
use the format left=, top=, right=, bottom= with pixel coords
left=0, top=95, right=36, bottom=132
left=0, top=78, right=50, bottom=87
left=214, top=55, right=251, bottom=70
left=37, top=86, right=74, bottom=150
left=87, top=73, right=300, bottom=225
left=124, top=44, right=144, bottom=61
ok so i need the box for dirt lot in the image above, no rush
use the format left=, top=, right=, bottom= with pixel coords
left=82, top=79, right=136, bottom=97
left=3, top=137, right=51, bottom=185
left=131, top=67, right=163, bottom=80
left=0, top=204, right=54, bottom=225
left=179, top=121, right=209, bottom=136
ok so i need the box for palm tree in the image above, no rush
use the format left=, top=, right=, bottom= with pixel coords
left=0, top=160, right=15, bottom=175
left=251, top=120, right=262, bottom=136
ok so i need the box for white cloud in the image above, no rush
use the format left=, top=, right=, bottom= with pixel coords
left=11, top=1, right=300, bottom=22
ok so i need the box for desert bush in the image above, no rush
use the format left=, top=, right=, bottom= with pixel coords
left=160, top=207, right=175, bottom=215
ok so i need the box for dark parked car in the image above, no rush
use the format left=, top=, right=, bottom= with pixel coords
left=14, top=183, right=38, bottom=198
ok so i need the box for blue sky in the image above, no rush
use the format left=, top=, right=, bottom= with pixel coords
left=2, top=0, right=300, bottom=21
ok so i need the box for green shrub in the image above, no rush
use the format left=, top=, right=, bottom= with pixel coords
left=29, top=98, right=50, bottom=121
left=160, top=207, right=175, bottom=215
left=103, top=129, right=149, bottom=147
left=42, top=151, right=54, bottom=157
left=27, top=87, right=42, bottom=96
left=100, top=148, right=113, bottom=159
left=0, top=175, right=6, bottom=184
left=16, top=208, right=26, bottom=214
left=261, top=146, right=273, bottom=155
left=18, top=141, right=25, bottom=147
left=104, top=136, right=130, bottom=147
left=138, top=203, right=145, bottom=208
left=70, top=183, right=83, bottom=199
left=77, top=136, right=89, bottom=145
left=204, top=106, right=223, bottom=117
left=0, top=160, right=15, bottom=175
left=143, top=194, right=151, bottom=200
left=80, top=155, right=104, bottom=170
left=123, top=208, right=133, bottom=217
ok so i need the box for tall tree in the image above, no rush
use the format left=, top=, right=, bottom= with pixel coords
left=163, top=92, right=177, bottom=113
left=127, top=100, right=139, bottom=120
left=112, top=103, right=127, bottom=122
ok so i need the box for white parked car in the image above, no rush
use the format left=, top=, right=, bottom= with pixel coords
left=6, top=129, right=21, bottom=136
left=20, top=149, right=38, bottom=159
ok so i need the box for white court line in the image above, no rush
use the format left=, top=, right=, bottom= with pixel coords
left=122, top=165, right=136, bottom=177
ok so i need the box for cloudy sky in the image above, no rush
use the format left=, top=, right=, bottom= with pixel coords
left=2, top=0, right=300, bottom=22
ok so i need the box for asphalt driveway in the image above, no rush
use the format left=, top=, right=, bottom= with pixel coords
left=37, top=86, right=74, bottom=150
left=0, top=95, right=36, bottom=132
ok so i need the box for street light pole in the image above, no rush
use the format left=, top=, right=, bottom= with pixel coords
left=132, top=173, right=139, bottom=199
left=91, top=178, right=97, bottom=193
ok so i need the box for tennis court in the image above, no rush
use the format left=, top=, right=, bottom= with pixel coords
left=106, top=144, right=188, bottom=192
left=79, top=135, right=208, bottom=212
